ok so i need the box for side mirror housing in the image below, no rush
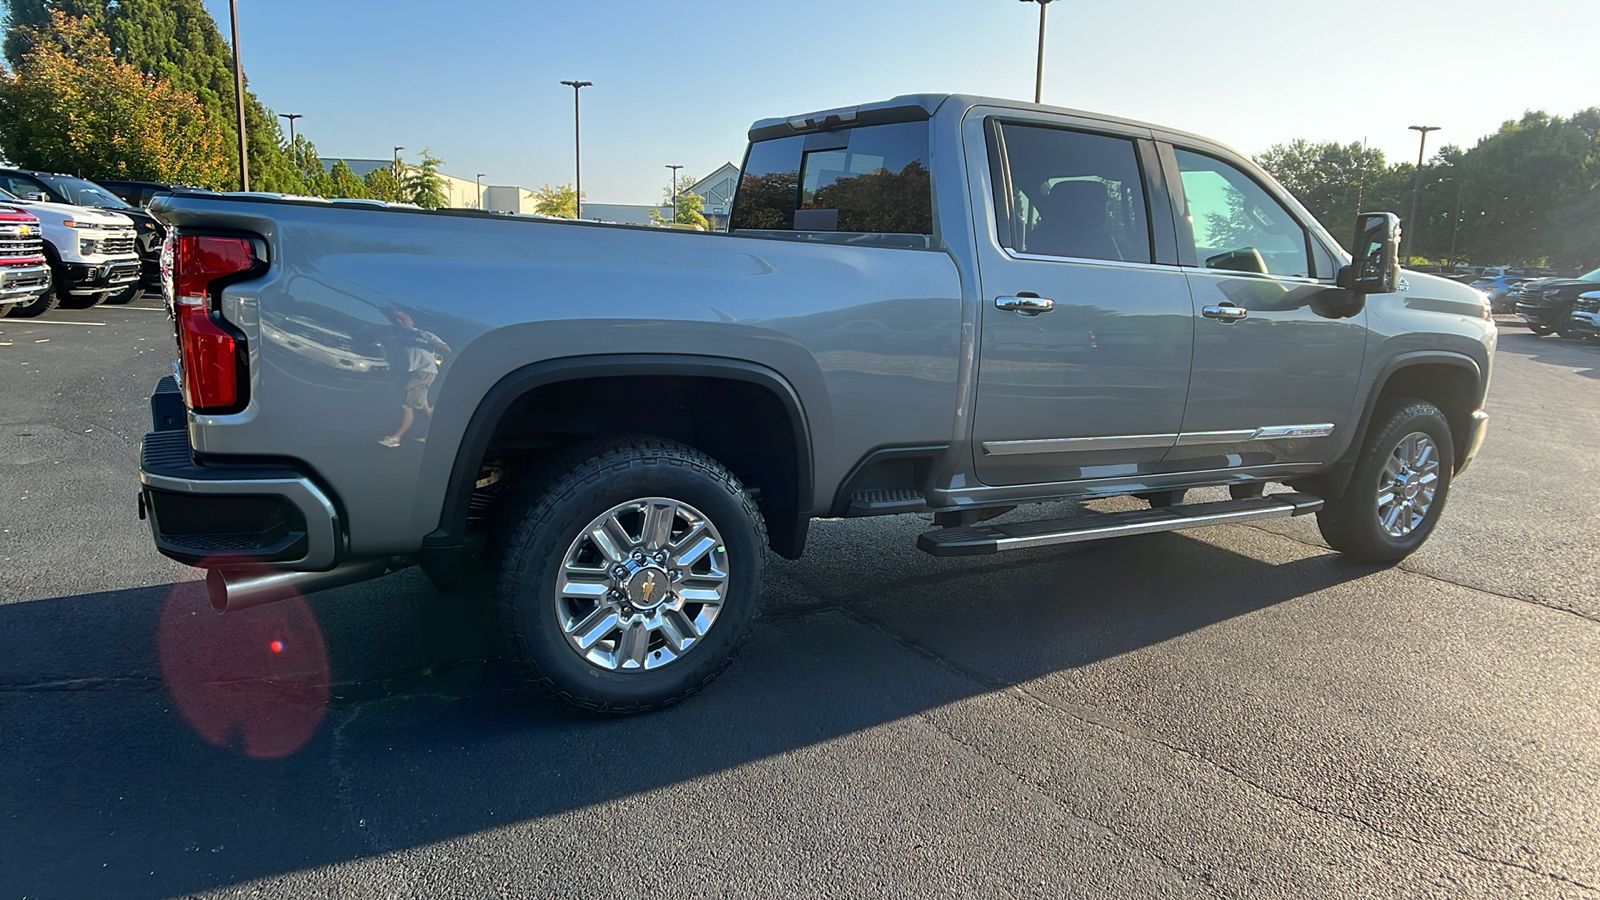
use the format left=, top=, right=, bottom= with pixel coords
left=1340, top=212, right=1401, bottom=295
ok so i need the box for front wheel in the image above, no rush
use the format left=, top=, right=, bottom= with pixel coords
left=1527, top=323, right=1555, bottom=336
left=2, top=283, right=60, bottom=318
left=1316, top=398, right=1454, bottom=563
left=102, top=285, right=142, bottom=305
left=496, top=437, right=768, bottom=713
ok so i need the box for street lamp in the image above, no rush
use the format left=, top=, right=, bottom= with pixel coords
left=665, top=164, right=683, bottom=224
left=560, top=80, right=593, bottom=219
left=278, top=113, right=303, bottom=166
left=1404, top=124, right=1441, bottom=263
left=228, top=0, right=248, bottom=191
left=476, top=173, right=486, bottom=209
left=1018, top=0, right=1054, bottom=104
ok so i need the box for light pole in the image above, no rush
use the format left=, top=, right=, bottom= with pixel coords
left=1019, top=0, right=1054, bottom=104
left=278, top=113, right=303, bottom=167
left=665, top=164, right=683, bottom=224
left=1404, top=124, right=1440, bottom=263
left=560, top=80, right=592, bottom=219
left=476, top=173, right=486, bottom=209
left=228, top=0, right=249, bottom=191
left=1448, top=177, right=1467, bottom=267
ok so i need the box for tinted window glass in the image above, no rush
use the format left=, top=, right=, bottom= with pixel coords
left=730, top=121, right=932, bottom=236
left=991, top=124, right=1152, bottom=264
left=0, top=175, right=46, bottom=200
left=1174, top=148, right=1309, bottom=278
left=40, top=175, right=130, bottom=208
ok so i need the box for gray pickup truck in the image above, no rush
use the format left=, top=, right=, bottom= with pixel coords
left=139, top=94, right=1495, bottom=712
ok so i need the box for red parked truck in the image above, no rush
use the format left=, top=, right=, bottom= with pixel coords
left=0, top=206, right=52, bottom=314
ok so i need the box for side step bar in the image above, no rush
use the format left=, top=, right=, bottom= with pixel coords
left=917, top=492, right=1323, bottom=557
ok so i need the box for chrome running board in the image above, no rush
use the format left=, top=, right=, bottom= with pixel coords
left=916, top=492, right=1323, bottom=557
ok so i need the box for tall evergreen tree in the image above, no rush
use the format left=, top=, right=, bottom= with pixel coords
left=3, top=0, right=299, bottom=190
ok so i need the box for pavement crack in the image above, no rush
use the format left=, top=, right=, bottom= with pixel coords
left=836, top=602, right=1598, bottom=894
left=0, top=675, right=163, bottom=692
left=1237, top=522, right=1600, bottom=626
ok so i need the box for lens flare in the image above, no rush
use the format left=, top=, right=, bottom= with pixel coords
left=158, top=569, right=329, bottom=760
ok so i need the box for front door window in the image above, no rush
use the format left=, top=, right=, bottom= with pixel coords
left=1174, top=148, right=1311, bottom=278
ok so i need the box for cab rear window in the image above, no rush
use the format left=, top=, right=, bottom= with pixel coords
left=730, top=121, right=933, bottom=240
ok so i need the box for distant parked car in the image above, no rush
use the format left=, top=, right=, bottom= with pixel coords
left=0, top=168, right=164, bottom=304
left=1567, top=291, right=1600, bottom=339
left=0, top=207, right=52, bottom=315
left=1468, top=275, right=1533, bottom=313
left=1514, top=267, right=1600, bottom=337
left=0, top=188, right=138, bottom=316
left=94, top=179, right=213, bottom=208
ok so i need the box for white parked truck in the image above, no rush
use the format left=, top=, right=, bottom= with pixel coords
left=0, top=187, right=138, bottom=317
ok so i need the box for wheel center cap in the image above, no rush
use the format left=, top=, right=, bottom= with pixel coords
left=1404, top=482, right=1420, bottom=499
left=625, top=567, right=670, bottom=609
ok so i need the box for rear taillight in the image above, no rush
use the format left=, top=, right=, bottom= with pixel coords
left=172, top=233, right=260, bottom=413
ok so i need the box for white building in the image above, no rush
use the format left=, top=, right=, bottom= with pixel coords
left=689, top=163, right=739, bottom=230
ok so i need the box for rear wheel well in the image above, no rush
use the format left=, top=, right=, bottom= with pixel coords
left=475, top=374, right=805, bottom=559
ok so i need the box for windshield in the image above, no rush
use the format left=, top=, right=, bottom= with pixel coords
left=1579, top=267, right=1600, bottom=282
left=39, top=174, right=131, bottom=209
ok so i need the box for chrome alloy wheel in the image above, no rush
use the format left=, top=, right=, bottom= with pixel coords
left=554, top=497, right=729, bottom=672
left=1376, top=432, right=1441, bottom=538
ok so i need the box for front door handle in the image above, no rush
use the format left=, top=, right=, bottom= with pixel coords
left=996, top=294, right=1055, bottom=315
left=1202, top=303, right=1248, bottom=322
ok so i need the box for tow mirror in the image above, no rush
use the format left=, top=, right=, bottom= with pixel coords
left=1340, top=212, right=1401, bottom=296
left=24, top=192, right=45, bottom=202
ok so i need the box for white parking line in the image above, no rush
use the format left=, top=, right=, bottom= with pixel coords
left=121, top=306, right=167, bottom=312
left=14, top=320, right=105, bottom=326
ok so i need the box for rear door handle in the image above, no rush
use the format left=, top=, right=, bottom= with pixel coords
left=1202, top=303, right=1248, bottom=322
left=996, top=294, right=1055, bottom=315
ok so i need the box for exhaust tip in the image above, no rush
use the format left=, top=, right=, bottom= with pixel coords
left=206, top=559, right=395, bottom=613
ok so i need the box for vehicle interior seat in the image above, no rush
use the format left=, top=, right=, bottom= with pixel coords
left=1029, top=179, right=1125, bottom=261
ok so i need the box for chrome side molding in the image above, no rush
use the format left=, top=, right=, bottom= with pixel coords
left=984, top=424, right=1335, bottom=456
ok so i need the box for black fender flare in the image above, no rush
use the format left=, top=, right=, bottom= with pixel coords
left=419, top=354, right=815, bottom=589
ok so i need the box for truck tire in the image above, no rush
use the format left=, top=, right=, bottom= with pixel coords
left=1316, top=398, right=1454, bottom=563
left=56, top=290, right=104, bottom=310
left=103, top=285, right=142, bottom=305
left=496, top=436, right=768, bottom=713
left=2, top=283, right=60, bottom=318
left=1527, top=323, right=1555, bottom=336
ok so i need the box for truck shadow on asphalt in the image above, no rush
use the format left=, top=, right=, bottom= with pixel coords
left=2, top=525, right=1378, bottom=898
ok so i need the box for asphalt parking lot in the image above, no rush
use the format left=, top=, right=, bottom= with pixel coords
left=2, top=304, right=1598, bottom=899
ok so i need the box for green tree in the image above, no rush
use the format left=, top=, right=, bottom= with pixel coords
left=650, top=175, right=709, bottom=228
left=326, top=159, right=370, bottom=199
left=362, top=166, right=404, bottom=202
left=403, top=147, right=447, bottom=209
left=1256, top=139, right=1388, bottom=242
left=532, top=182, right=578, bottom=218
left=0, top=11, right=231, bottom=186
left=4, top=0, right=301, bottom=191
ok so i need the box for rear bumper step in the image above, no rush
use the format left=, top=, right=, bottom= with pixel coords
left=917, top=492, right=1323, bottom=557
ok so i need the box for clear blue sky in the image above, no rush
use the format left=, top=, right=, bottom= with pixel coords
left=206, top=0, right=1591, bottom=203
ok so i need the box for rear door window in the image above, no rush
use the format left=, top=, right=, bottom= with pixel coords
left=989, top=123, right=1153, bottom=264
left=731, top=121, right=933, bottom=238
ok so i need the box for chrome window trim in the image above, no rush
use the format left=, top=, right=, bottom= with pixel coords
left=988, top=424, right=1335, bottom=456
left=1180, top=265, right=1335, bottom=286
left=1001, top=247, right=1176, bottom=272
